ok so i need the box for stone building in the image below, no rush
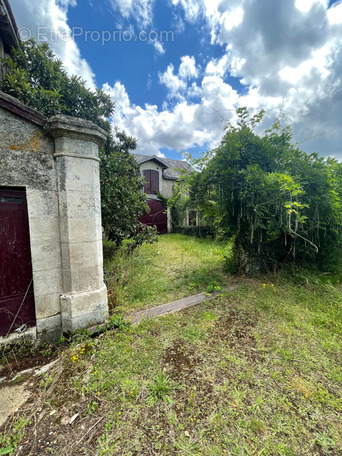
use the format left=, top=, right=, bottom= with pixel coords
left=0, top=1, right=108, bottom=345
left=0, top=0, right=19, bottom=79
left=0, top=93, right=109, bottom=345
left=134, top=154, right=197, bottom=233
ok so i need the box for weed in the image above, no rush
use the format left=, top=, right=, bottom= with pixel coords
left=2, top=237, right=342, bottom=456
left=0, top=418, right=30, bottom=455
left=40, top=373, right=53, bottom=390
left=206, top=281, right=222, bottom=293
left=147, top=371, right=174, bottom=404
left=175, top=434, right=200, bottom=455
left=104, top=234, right=232, bottom=312
left=85, top=401, right=99, bottom=416
left=107, top=314, right=131, bottom=331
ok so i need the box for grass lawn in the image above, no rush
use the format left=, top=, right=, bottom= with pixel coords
left=1, top=236, right=342, bottom=455
left=104, top=234, right=233, bottom=312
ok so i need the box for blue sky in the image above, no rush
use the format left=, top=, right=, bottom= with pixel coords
left=10, top=0, right=342, bottom=160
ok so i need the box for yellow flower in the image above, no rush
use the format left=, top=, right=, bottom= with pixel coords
left=262, top=284, right=266, bottom=288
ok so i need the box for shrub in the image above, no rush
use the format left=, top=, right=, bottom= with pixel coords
left=189, top=108, right=342, bottom=272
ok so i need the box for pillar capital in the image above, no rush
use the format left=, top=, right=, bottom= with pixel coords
left=44, top=115, right=107, bottom=147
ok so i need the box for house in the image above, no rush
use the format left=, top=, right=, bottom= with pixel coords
left=0, top=1, right=108, bottom=345
left=0, top=0, right=19, bottom=79
left=133, top=153, right=197, bottom=233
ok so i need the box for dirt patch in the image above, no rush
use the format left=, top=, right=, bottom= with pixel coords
left=0, top=350, right=57, bottom=384
left=209, top=309, right=262, bottom=361
left=163, top=339, right=203, bottom=381
left=0, top=355, right=106, bottom=456
left=14, top=397, right=105, bottom=456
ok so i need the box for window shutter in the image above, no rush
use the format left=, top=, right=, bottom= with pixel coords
left=143, top=170, right=151, bottom=193
left=143, top=169, right=159, bottom=194
left=150, top=170, right=159, bottom=193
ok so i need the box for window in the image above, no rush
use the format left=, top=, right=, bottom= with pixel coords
left=143, top=169, right=159, bottom=194
left=188, top=210, right=197, bottom=226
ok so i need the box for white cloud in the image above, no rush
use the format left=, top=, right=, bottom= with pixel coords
left=102, top=74, right=239, bottom=156
left=295, top=0, right=327, bottom=13
left=171, top=0, right=203, bottom=23
left=159, top=55, right=200, bottom=98
left=153, top=40, right=165, bottom=55
left=179, top=55, right=199, bottom=79
left=205, top=54, right=229, bottom=77
left=171, top=0, right=342, bottom=158
left=11, top=0, right=96, bottom=89
left=159, top=64, right=187, bottom=97
left=327, top=0, right=342, bottom=24
left=107, top=0, right=155, bottom=28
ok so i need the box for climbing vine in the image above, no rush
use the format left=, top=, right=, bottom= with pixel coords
left=189, top=108, right=342, bottom=271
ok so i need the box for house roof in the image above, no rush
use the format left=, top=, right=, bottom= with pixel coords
left=0, top=0, right=20, bottom=52
left=133, top=153, right=193, bottom=180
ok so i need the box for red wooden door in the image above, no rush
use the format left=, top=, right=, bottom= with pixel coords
left=0, top=188, right=36, bottom=336
left=138, top=199, right=167, bottom=234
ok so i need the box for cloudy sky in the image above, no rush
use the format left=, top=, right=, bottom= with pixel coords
left=10, top=0, right=342, bottom=160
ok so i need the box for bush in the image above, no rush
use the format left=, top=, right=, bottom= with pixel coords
left=189, top=108, right=342, bottom=272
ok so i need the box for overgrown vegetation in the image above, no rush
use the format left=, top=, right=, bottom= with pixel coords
left=187, top=108, right=342, bottom=272
left=0, top=39, right=113, bottom=130
left=1, top=267, right=341, bottom=455
left=103, top=234, right=233, bottom=312
left=0, top=39, right=151, bottom=247
left=99, top=129, right=153, bottom=246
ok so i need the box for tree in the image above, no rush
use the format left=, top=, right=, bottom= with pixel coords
left=189, top=108, right=342, bottom=272
left=0, top=39, right=113, bottom=131
left=1, top=39, right=150, bottom=245
left=100, top=129, right=149, bottom=243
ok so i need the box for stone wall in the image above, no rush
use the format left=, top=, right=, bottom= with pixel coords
left=0, top=92, right=108, bottom=345
left=161, top=177, right=176, bottom=199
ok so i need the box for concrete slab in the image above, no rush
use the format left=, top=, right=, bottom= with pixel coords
left=126, top=284, right=239, bottom=325
left=0, top=384, right=30, bottom=427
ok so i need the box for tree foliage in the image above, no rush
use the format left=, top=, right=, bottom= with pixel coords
left=100, top=129, right=151, bottom=244
left=1, top=39, right=150, bottom=246
left=189, top=108, right=342, bottom=271
left=0, top=39, right=113, bottom=131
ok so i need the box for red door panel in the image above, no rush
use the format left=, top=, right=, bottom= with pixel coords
left=138, top=199, right=167, bottom=234
left=0, top=188, right=36, bottom=336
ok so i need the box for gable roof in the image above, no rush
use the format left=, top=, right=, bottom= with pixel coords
left=133, top=153, right=193, bottom=180
left=0, top=0, right=20, bottom=51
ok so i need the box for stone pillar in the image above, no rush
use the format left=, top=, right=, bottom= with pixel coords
left=45, top=115, right=108, bottom=332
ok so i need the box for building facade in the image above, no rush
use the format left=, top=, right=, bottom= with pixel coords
left=133, top=154, right=196, bottom=233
